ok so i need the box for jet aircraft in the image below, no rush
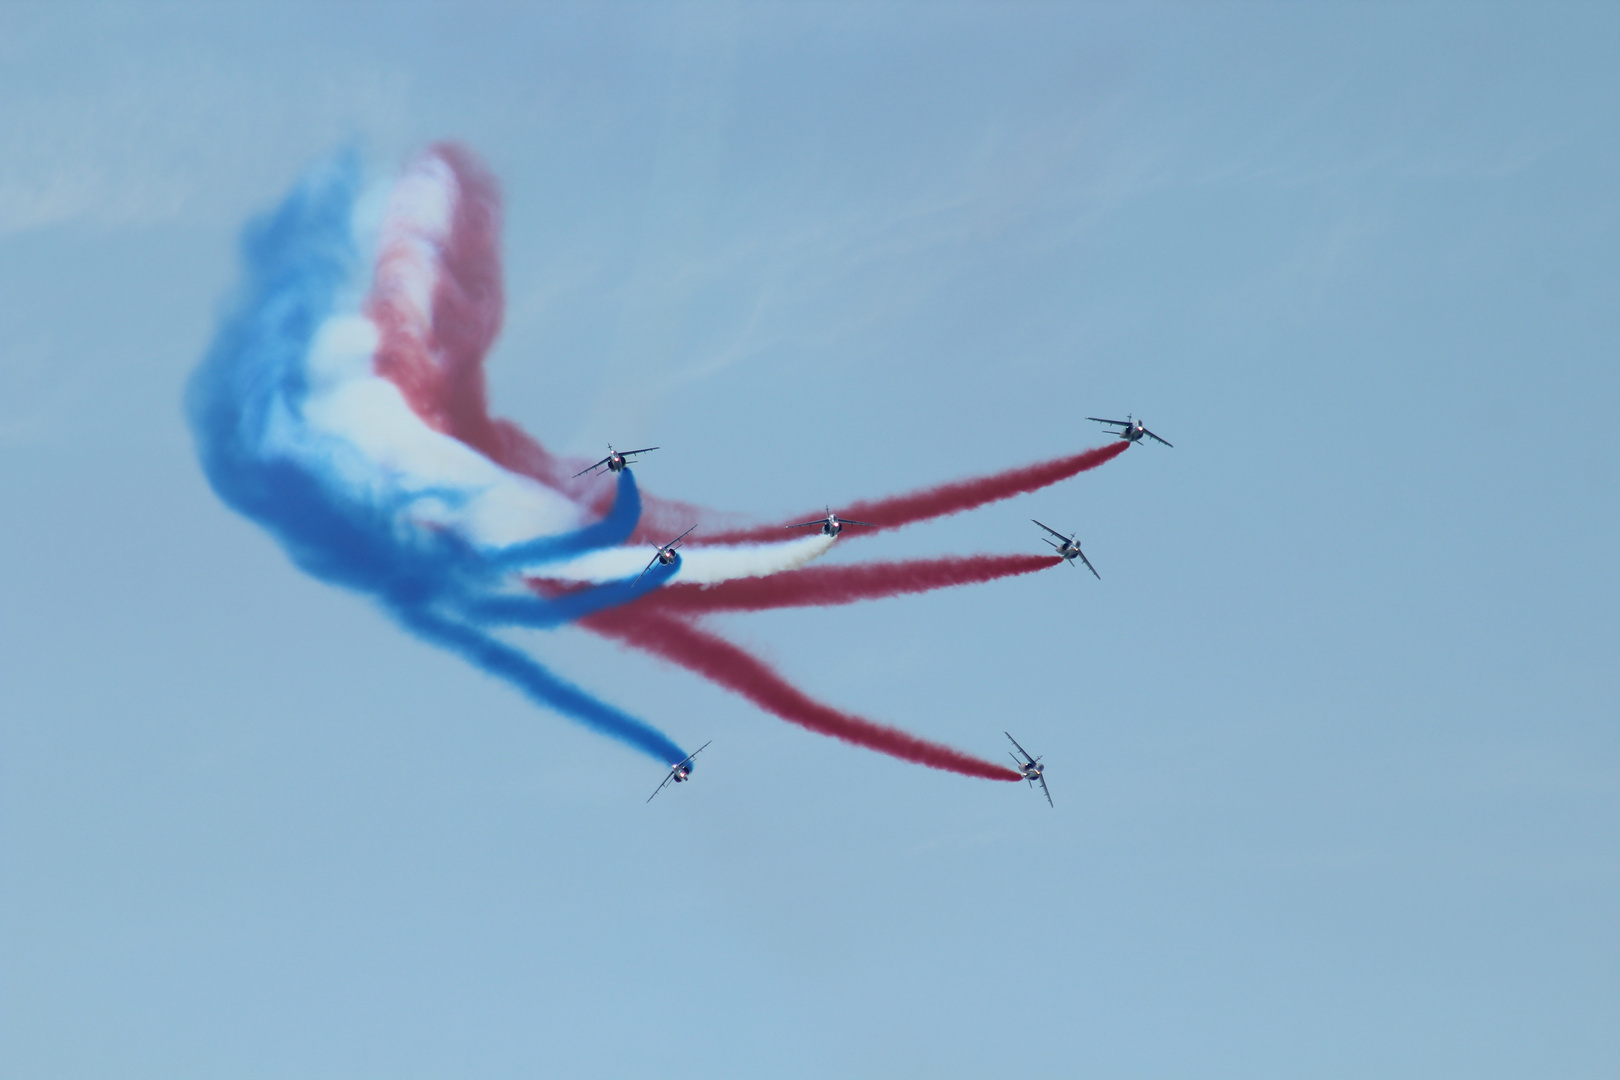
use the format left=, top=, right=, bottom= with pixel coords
left=1087, top=414, right=1172, bottom=447
left=637, top=525, right=696, bottom=582
left=647, top=741, right=712, bottom=802
left=1005, top=732, right=1052, bottom=807
left=573, top=444, right=660, bottom=477
left=786, top=509, right=875, bottom=537
left=1032, top=519, right=1100, bottom=579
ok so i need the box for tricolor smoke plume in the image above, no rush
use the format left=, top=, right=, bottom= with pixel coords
left=188, top=142, right=1127, bottom=784
left=186, top=149, right=696, bottom=766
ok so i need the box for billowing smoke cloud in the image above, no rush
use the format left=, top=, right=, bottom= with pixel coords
left=189, top=142, right=1128, bottom=786
left=187, top=149, right=695, bottom=766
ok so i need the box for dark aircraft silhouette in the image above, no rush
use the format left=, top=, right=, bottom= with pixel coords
left=1032, top=519, right=1099, bottom=579
left=1087, top=414, right=1172, bottom=447
left=647, top=741, right=712, bottom=802
left=573, top=444, right=659, bottom=477
left=1005, top=732, right=1052, bottom=807
left=637, top=526, right=696, bottom=582
left=786, top=509, right=875, bottom=537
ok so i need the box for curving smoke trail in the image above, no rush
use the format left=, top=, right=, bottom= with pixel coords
left=366, top=143, right=508, bottom=460
left=486, top=466, right=643, bottom=569
left=189, top=141, right=1127, bottom=785
left=186, top=148, right=693, bottom=767
left=583, top=606, right=1022, bottom=781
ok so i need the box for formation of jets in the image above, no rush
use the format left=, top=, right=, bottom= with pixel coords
left=581, top=411, right=1171, bottom=808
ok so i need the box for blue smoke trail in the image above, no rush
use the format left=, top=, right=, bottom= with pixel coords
left=397, top=606, right=687, bottom=764
left=468, top=554, right=679, bottom=628
left=186, top=151, right=689, bottom=765
left=487, top=467, right=641, bottom=569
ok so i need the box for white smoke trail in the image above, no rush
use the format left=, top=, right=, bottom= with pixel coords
left=300, top=313, right=583, bottom=547
left=533, top=533, right=837, bottom=585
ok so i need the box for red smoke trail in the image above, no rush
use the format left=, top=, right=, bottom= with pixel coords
left=582, top=606, right=1021, bottom=781
left=365, top=145, right=1129, bottom=545
left=693, top=441, right=1130, bottom=545
left=369, top=143, right=505, bottom=454
left=362, top=145, right=727, bottom=536
left=357, top=145, right=1111, bottom=782
left=616, top=553, right=1063, bottom=615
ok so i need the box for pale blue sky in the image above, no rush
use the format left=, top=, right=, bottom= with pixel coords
left=2, top=4, right=1617, bottom=1077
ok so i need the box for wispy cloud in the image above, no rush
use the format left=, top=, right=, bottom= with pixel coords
left=0, top=11, right=411, bottom=235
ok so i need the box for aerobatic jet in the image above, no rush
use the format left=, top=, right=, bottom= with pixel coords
left=1087, top=414, right=1173, bottom=447
left=647, top=741, right=712, bottom=802
left=636, top=525, right=696, bottom=582
left=573, top=444, right=660, bottom=477
left=1032, top=519, right=1100, bottom=579
left=786, top=509, right=875, bottom=537
left=1005, top=732, right=1052, bottom=807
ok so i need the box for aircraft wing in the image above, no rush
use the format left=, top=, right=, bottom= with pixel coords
left=1005, top=731, right=1034, bottom=764
left=646, top=770, right=676, bottom=802
left=1143, top=428, right=1174, bottom=447
left=1031, top=519, right=1071, bottom=542
left=572, top=456, right=611, bottom=478
left=1076, top=549, right=1100, bottom=580
left=635, top=551, right=663, bottom=583
left=648, top=741, right=710, bottom=801
left=786, top=519, right=827, bottom=529
left=1086, top=417, right=1129, bottom=427
left=682, top=740, right=713, bottom=768
left=841, top=520, right=875, bottom=527
left=621, top=446, right=660, bottom=456
left=1037, top=773, right=1053, bottom=807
